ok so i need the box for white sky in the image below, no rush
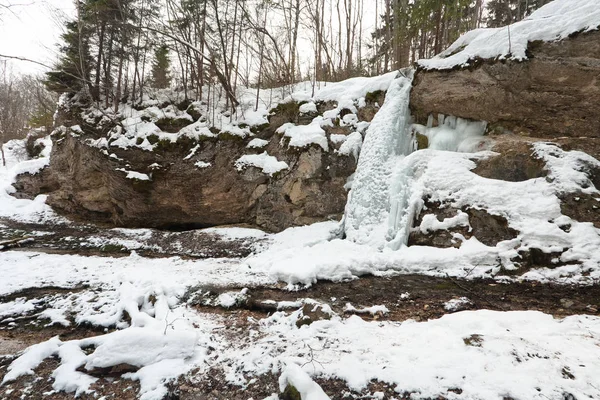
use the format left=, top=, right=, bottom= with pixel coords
left=0, top=0, right=380, bottom=77
left=0, top=0, right=75, bottom=75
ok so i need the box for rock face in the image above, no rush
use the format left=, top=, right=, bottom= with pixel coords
left=15, top=94, right=380, bottom=232
left=407, top=30, right=600, bottom=252
left=410, top=30, right=600, bottom=139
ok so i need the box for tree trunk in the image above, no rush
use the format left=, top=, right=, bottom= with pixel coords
left=94, top=21, right=106, bottom=102
left=0, top=140, right=5, bottom=167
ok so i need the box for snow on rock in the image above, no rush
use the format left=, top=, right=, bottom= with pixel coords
left=0, top=140, right=61, bottom=224
left=7, top=157, right=49, bottom=178
left=0, top=298, right=37, bottom=319
left=1, top=267, right=225, bottom=399
left=235, top=152, right=289, bottom=176
left=2, top=336, right=62, bottom=383
left=444, top=297, right=472, bottom=312
left=277, top=120, right=329, bottom=151
left=0, top=250, right=272, bottom=298
left=278, top=363, right=330, bottom=400
left=329, top=134, right=347, bottom=145
left=179, top=120, right=217, bottom=140
left=83, top=329, right=197, bottom=370
left=299, top=102, right=318, bottom=114
left=216, top=289, right=248, bottom=308
left=124, top=358, right=189, bottom=400
left=419, top=210, right=470, bottom=234
left=194, top=161, right=211, bottom=169
left=40, top=308, right=71, bottom=327
left=227, top=310, right=600, bottom=400
left=343, top=303, right=389, bottom=315
left=200, top=226, right=268, bottom=240
left=52, top=342, right=97, bottom=395
left=116, top=168, right=151, bottom=181
left=418, top=0, right=600, bottom=70
left=221, top=123, right=251, bottom=138
left=534, top=142, right=600, bottom=195
left=247, top=142, right=600, bottom=286
left=247, top=138, right=269, bottom=149
left=337, top=131, right=363, bottom=159
left=295, top=72, right=398, bottom=104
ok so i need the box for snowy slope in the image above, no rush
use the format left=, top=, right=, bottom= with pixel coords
left=418, top=0, right=600, bottom=70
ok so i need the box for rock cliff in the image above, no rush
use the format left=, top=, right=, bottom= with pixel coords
left=14, top=80, right=389, bottom=231
left=407, top=28, right=600, bottom=253
left=411, top=30, right=600, bottom=141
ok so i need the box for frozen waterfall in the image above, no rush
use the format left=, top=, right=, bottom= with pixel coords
left=342, top=70, right=488, bottom=250
left=342, top=70, right=415, bottom=248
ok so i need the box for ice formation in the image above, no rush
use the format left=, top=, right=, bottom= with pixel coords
left=413, top=115, right=488, bottom=153
left=343, top=72, right=488, bottom=250
left=342, top=70, right=415, bottom=248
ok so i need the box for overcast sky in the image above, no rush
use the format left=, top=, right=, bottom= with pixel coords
left=0, top=0, right=75, bottom=75
left=1, top=0, right=380, bottom=77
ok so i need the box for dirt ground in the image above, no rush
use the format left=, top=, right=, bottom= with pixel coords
left=1, top=272, right=599, bottom=400
left=1, top=215, right=599, bottom=400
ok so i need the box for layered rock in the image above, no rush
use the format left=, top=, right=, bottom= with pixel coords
left=407, top=28, right=600, bottom=255
left=15, top=89, right=384, bottom=232
left=410, top=30, right=600, bottom=140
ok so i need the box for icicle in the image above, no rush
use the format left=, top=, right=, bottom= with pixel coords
left=426, top=114, right=434, bottom=129
left=343, top=69, right=415, bottom=248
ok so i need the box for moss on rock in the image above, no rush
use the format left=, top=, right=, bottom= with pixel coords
left=281, top=384, right=301, bottom=400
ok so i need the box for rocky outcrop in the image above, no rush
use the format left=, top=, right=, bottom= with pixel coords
left=407, top=135, right=600, bottom=253
left=406, top=29, right=600, bottom=252
left=14, top=94, right=382, bottom=232
left=410, top=30, right=600, bottom=139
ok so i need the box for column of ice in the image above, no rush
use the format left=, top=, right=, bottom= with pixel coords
left=343, top=71, right=415, bottom=248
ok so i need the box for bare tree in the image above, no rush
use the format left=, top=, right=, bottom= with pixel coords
left=0, top=63, right=30, bottom=165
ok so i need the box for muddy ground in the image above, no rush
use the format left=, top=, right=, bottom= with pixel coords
left=0, top=217, right=262, bottom=259
left=1, top=274, right=599, bottom=400
left=1, top=216, right=599, bottom=400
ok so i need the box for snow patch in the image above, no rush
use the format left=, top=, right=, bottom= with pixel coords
left=235, top=152, right=289, bottom=176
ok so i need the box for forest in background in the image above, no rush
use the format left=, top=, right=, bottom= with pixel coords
left=0, top=0, right=551, bottom=146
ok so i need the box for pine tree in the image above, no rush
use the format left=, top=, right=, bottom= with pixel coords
left=486, top=0, right=551, bottom=28
left=150, top=45, right=171, bottom=89
left=44, top=20, right=94, bottom=94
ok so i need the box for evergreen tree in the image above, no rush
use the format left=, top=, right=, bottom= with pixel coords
left=369, top=0, right=479, bottom=71
left=44, top=20, right=94, bottom=94
left=486, top=0, right=551, bottom=28
left=150, top=45, right=171, bottom=89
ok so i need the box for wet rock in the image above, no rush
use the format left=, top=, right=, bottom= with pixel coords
left=80, top=363, right=139, bottom=377
left=560, top=299, right=575, bottom=309
left=559, top=192, right=600, bottom=228
left=10, top=167, right=58, bottom=200
left=408, top=200, right=518, bottom=248
left=516, top=247, right=569, bottom=269
left=281, top=384, right=301, bottom=400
